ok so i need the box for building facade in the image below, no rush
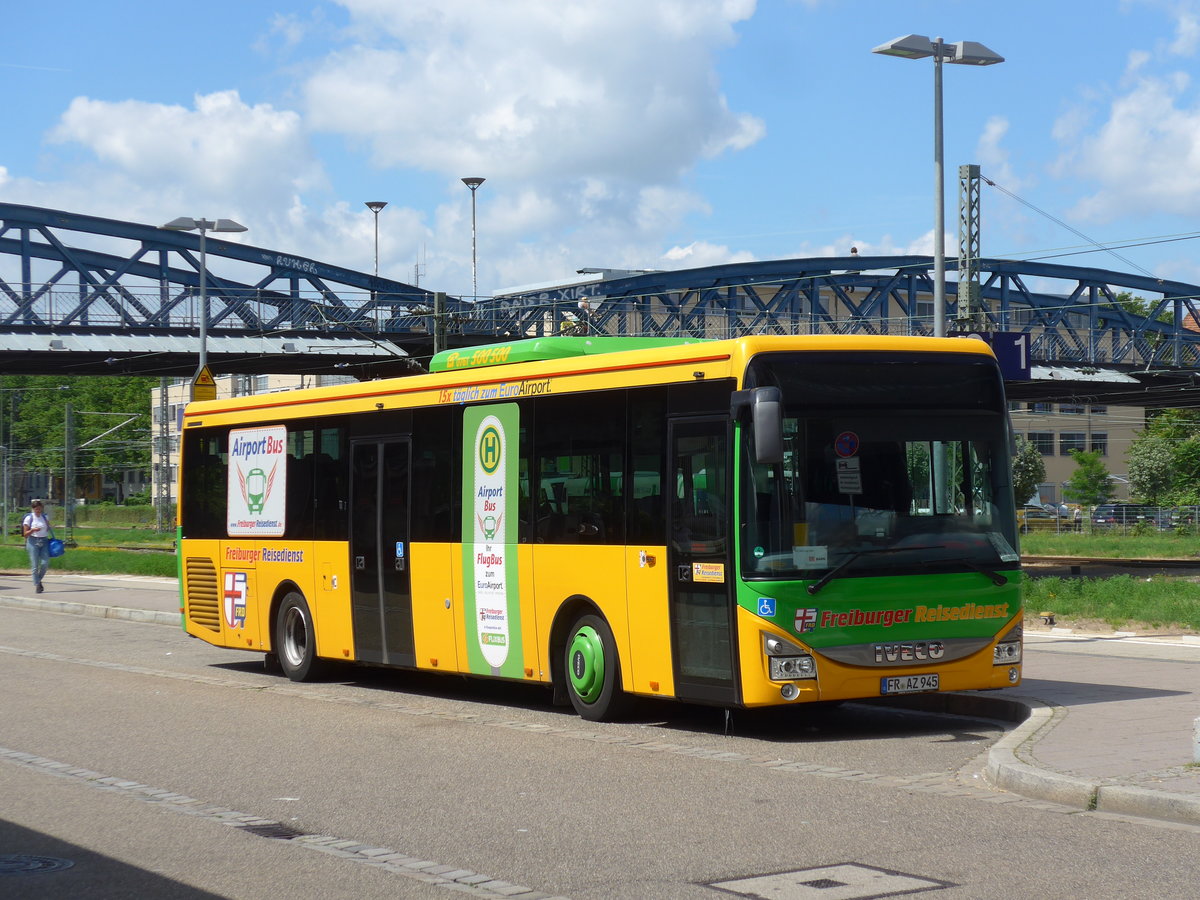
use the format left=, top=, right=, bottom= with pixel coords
left=1008, top=401, right=1143, bottom=503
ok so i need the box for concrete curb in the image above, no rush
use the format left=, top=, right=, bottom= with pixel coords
left=0, top=593, right=180, bottom=627
left=876, top=690, right=1200, bottom=826
left=1097, top=784, right=1200, bottom=824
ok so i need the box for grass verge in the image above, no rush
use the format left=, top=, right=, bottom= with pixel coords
left=1022, top=531, right=1200, bottom=558
left=0, top=546, right=176, bottom=578
left=1022, top=574, right=1200, bottom=632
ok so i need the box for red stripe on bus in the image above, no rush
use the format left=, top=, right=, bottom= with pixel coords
left=182, top=352, right=733, bottom=419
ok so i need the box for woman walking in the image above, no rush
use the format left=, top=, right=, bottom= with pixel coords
left=22, top=499, right=51, bottom=593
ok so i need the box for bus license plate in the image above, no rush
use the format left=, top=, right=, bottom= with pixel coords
left=880, top=674, right=939, bottom=695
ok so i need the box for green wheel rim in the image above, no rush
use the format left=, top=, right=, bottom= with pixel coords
left=568, top=624, right=605, bottom=703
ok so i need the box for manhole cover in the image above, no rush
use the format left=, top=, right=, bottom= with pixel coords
left=238, top=823, right=307, bottom=840
left=710, top=863, right=953, bottom=899
left=0, top=854, right=75, bottom=877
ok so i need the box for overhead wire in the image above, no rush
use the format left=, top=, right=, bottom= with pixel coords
left=979, top=174, right=1165, bottom=279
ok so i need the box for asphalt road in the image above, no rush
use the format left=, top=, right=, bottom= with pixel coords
left=2, top=603, right=1199, bottom=899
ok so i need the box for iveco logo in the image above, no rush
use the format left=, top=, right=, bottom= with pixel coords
left=874, top=641, right=945, bottom=664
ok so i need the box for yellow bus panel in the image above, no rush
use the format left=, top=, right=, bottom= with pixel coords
left=623, top=545, right=673, bottom=698
left=411, top=542, right=459, bottom=673
left=530, top=544, right=629, bottom=686
left=305, top=541, right=355, bottom=662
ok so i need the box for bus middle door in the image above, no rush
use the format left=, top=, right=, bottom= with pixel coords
left=350, top=438, right=415, bottom=667
left=667, top=418, right=738, bottom=706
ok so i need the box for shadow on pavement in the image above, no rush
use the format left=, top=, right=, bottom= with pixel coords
left=209, top=658, right=1003, bottom=745
left=1015, top=677, right=1188, bottom=705
left=0, top=819, right=224, bottom=900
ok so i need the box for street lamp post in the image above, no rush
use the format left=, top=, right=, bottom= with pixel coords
left=1, top=444, right=7, bottom=545
left=872, top=34, right=1004, bottom=337
left=160, top=217, right=248, bottom=398
left=461, top=177, right=485, bottom=300
left=365, top=201, right=387, bottom=277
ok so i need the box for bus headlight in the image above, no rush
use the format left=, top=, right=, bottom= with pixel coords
left=993, top=621, right=1023, bottom=666
left=762, top=632, right=817, bottom=681
left=993, top=641, right=1022, bottom=664
left=769, top=655, right=816, bottom=680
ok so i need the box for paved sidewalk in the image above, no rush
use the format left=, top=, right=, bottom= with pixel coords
left=2, top=572, right=1198, bottom=826
left=878, top=629, right=1200, bottom=827
left=985, top=630, right=1200, bottom=824
left=0, top=571, right=181, bottom=626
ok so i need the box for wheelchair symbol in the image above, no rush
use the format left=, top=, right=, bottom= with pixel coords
left=757, top=597, right=777, bottom=617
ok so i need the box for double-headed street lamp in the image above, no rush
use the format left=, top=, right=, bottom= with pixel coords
left=160, top=217, right=248, bottom=397
left=461, top=177, right=485, bottom=300
left=872, top=34, right=1004, bottom=337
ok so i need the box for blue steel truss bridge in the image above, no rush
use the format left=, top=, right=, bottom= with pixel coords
left=2, top=202, right=1199, bottom=406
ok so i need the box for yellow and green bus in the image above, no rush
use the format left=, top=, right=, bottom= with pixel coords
left=178, top=334, right=1022, bottom=720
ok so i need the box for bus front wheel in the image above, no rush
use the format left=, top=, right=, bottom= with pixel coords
left=564, top=614, right=629, bottom=721
left=275, top=591, right=322, bottom=682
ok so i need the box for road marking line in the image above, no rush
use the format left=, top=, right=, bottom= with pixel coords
left=0, top=746, right=561, bottom=899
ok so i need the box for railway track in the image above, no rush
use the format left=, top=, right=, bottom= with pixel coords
left=1023, top=555, right=1200, bottom=573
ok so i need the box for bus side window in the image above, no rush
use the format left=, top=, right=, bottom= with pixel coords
left=533, top=392, right=626, bottom=545
left=286, top=429, right=316, bottom=539
left=628, top=388, right=667, bottom=544
left=410, top=407, right=459, bottom=543
left=181, top=429, right=228, bottom=539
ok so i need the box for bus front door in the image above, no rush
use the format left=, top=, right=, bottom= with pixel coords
left=667, top=418, right=738, bottom=706
left=350, top=439, right=415, bottom=667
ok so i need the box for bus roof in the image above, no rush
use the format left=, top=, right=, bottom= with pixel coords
left=183, top=334, right=999, bottom=425
left=428, top=336, right=706, bottom=373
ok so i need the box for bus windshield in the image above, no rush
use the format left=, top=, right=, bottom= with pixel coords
left=741, top=352, right=1019, bottom=583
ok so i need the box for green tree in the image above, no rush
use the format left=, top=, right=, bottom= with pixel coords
left=1127, top=433, right=1175, bottom=504
left=2, top=375, right=154, bottom=503
left=1011, top=435, right=1045, bottom=507
left=1127, top=408, right=1200, bottom=505
left=1063, top=449, right=1113, bottom=510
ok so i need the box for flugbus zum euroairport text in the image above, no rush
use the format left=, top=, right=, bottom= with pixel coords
left=177, top=334, right=1023, bottom=720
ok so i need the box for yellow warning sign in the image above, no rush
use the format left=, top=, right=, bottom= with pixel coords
left=191, top=366, right=217, bottom=402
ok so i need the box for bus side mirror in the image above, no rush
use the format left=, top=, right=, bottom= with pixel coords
left=752, top=387, right=783, bottom=465
left=730, top=387, right=784, bottom=465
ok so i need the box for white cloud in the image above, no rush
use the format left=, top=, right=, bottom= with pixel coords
left=47, top=90, right=327, bottom=215
left=976, top=116, right=1024, bottom=191
left=10, top=2, right=766, bottom=296
left=304, top=0, right=763, bottom=182
left=1127, top=49, right=1151, bottom=74
left=661, top=241, right=754, bottom=267
left=1169, top=9, right=1200, bottom=54
left=1055, top=72, right=1200, bottom=222
left=267, top=13, right=309, bottom=50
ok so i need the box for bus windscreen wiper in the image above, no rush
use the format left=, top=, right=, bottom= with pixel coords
left=929, top=556, right=1008, bottom=586
left=806, top=545, right=943, bottom=595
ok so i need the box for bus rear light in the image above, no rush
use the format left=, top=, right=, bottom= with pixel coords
left=993, top=641, right=1021, bottom=664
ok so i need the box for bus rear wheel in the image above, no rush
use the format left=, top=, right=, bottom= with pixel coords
left=564, top=613, right=629, bottom=721
left=275, top=591, right=322, bottom=682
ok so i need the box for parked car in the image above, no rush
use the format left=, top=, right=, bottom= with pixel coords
left=1091, top=504, right=1170, bottom=528
left=1017, top=504, right=1056, bottom=533
left=1170, top=506, right=1200, bottom=526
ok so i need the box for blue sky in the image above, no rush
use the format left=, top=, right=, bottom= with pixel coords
left=4, top=0, right=1200, bottom=299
